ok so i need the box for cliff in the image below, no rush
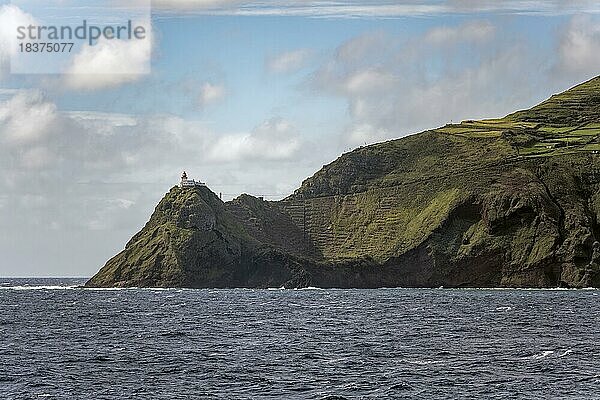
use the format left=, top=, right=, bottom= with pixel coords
left=87, top=76, right=600, bottom=288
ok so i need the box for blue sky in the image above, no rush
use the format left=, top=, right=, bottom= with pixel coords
left=0, top=0, right=599, bottom=276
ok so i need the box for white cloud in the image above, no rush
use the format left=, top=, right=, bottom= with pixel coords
left=0, top=5, right=38, bottom=78
left=65, top=111, right=139, bottom=127
left=346, top=123, right=390, bottom=146
left=424, top=20, right=496, bottom=45
left=0, top=90, right=60, bottom=145
left=198, top=82, right=226, bottom=107
left=153, top=0, right=245, bottom=10
left=150, top=0, right=444, bottom=15
left=556, top=15, right=600, bottom=76
left=344, top=69, right=397, bottom=95
left=335, top=31, right=390, bottom=63
left=208, top=117, right=303, bottom=162
left=266, top=49, right=312, bottom=74
left=147, top=0, right=600, bottom=17
left=64, top=20, right=152, bottom=90
left=447, top=0, right=600, bottom=14
left=20, top=146, right=56, bottom=169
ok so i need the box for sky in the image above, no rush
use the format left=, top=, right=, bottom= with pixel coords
left=0, top=0, right=599, bottom=277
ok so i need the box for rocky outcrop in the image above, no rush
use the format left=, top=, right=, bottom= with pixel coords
left=87, top=76, right=600, bottom=288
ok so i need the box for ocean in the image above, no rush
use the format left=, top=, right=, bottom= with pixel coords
left=1, top=278, right=599, bottom=399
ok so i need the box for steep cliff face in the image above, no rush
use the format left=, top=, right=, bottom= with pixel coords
left=86, top=187, right=318, bottom=288
left=87, top=76, right=600, bottom=288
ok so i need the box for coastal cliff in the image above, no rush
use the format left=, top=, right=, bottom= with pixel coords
left=87, top=76, right=600, bottom=288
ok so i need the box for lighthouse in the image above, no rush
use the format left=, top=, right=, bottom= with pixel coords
left=180, top=171, right=206, bottom=188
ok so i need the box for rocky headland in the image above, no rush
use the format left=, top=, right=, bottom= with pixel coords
left=87, top=77, right=600, bottom=288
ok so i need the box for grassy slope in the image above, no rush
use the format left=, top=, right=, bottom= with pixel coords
left=87, top=186, right=257, bottom=287
left=295, top=76, right=600, bottom=199
left=88, top=76, right=600, bottom=288
left=283, top=76, right=600, bottom=286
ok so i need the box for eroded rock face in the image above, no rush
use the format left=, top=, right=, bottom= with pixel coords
left=85, top=187, right=319, bottom=288
left=177, top=198, right=216, bottom=230
left=87, top=76, right=600, bottom=288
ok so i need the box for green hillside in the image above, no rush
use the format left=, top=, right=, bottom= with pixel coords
left=87, top=76, right=600, bottom=288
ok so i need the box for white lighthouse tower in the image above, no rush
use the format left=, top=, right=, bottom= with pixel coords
left=180, top=171, right=206, bottom=188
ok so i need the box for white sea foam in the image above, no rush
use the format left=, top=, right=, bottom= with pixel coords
left=559, top=349, right=573, bottom=357
left=439, top=287, right=599, bottom=291
left=532, top=350, right=554, bottom=359
left=404, top=359, right=443, bottom=365
left=0, top=285, right=79, bottom=290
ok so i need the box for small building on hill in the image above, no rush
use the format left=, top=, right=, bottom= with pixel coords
left=180, top=171, right=206, bottom=188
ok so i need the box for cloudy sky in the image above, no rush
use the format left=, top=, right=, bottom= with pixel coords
left=0, top=0, right=599, bottom=277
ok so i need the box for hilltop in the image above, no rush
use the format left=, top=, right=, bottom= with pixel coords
left=87, top=76, right=600, bottom=288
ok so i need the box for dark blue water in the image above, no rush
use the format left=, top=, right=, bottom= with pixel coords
left=0, top=278, right=599, bottom=399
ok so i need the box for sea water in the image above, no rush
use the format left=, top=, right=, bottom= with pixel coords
left=1, top=278, right=599, bottom=399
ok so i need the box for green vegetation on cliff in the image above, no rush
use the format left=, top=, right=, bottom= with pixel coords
left=87, top=76, right=600, bottom=288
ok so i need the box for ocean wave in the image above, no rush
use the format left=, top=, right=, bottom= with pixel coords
left=559, top=349, right=574, bottom=357
left=532, top=350, right=554, bottom=360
